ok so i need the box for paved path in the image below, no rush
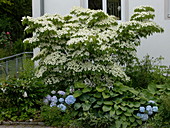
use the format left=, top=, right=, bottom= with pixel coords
left=0, top=125, right=56, bottom=128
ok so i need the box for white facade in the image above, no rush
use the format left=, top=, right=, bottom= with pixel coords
left=32, top=0, right=170, bottom=65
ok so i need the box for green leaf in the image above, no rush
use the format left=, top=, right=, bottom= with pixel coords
left=109, top=110, right=115, bottom=116
left=121, top=115, right=126, bottom=121
left=104, top=101, right=113, bottom=105
left=102, top=105, right=112, bottom=112
left=82, top=87, right=92, bottom=93
left=116, top=109, right=122, bottom=115
left=96, top=86, right=106, bottom=92
left=124, top=111, right=131, bottom=116
left=93, top=92, right=101, bottom=98
left=148, top=84, right=156, bottom=94
left=122, top=122, right=128, bottom=128
left=97, top=101, right=103, bottom=105
left=74, top=103, right=81, bottom=110
left=120, top=106, right=127, bottom=111
left=93, top=104, right=100, bottom=108
left=73, top=90, right=82, bottom=97
left=82, top=103, right=91, bottom=111
left=74, top=82, right=86, bottom=88
left=129, top=117, right=135, bottom=123
left=136, top=119, right=142, bottom=125
left=79, top=94, right=90, bottom=101
left=128, top=88, right=139, bottom=95
left=115, top=120, right=121, bottom=128
left=89, top=97, right=96, bottom=103
left=102, top=92, right=110, bottom=99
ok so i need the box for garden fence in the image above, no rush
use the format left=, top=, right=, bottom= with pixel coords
left=0, top=52, right=33, bottom=80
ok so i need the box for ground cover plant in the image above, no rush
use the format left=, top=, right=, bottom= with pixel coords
left=4, top=5, right=166, bottom=127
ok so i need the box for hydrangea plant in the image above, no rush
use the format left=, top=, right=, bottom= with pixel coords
left=22, top=6, right=163, bottom=89
left=44, top=90, right=76, bottom=111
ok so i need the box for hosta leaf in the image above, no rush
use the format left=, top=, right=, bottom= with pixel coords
left=116, top=109, right=122, bottom=115
left=97, top=101, right=103, bottom=105
left=79, top=94, right=90, bottom=101
left=82, top=87, right=92, bottom=93
left=137, top=119, right=142, bottom=125
left=102, top=105, right=112, bottom=112
left=120, top=106, right=126, bottom=111
left=89, top=97, right=96, bottom=103
left=73, top=90, right=82, bottom=97
left=129, top=117, right=135, bottom=122
left=82, top=103, right=91, bottom=111
left=102, top=92, right=110, bottom=99
left=74, top=82, right=86, bottom=88
left=74, top=103, right=81, bottom=110
left=115, top=120, right=121, bottom=128
left=93, top=104, right=100, bottom=108
left=96, top=86, right=106, bottom=92
left=93, top=92, right=101, bottom=98
left=121, top=115, right=126, bottom=121
left=148, top=84, right=156, bottom=94
left=122, top=122, right=128, bottom=128
left=109, top=109, right=115, bottom=116
left=128, top=88, right=139, bottom=95
left=104, top=101, right=113, bottom=105
left=124, top=111, right=131, bottom=116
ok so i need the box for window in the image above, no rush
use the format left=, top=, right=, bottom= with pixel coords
left=88, top=0, right=121, bottom=20
left=165, top=0, right=170, bottom=19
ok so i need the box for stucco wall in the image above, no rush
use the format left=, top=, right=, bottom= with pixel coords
left=128, top=0, right=170, bottom=65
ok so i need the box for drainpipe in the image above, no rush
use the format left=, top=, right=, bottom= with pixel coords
left=40, top=0, right=44, bottom=16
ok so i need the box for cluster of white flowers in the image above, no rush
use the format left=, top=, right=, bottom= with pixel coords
left=22, top=6, right=163, bottom=87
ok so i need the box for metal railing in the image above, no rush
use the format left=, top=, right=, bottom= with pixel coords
left=0, top=52, right=33, bottom=80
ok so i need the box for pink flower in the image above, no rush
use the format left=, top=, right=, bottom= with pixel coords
left=6, top=32, right=10, bottom=35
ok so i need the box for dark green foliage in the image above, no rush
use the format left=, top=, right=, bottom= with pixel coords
left=41, top=106, right=80, bottom=127
left=73, top=82, right=146, bottom=128
left=126, top=55, right=169, bottom=89
left=0, top=60, right=48, bottom=121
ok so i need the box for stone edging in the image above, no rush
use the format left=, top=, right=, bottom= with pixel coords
left=0, top=121, right=45, bottom=125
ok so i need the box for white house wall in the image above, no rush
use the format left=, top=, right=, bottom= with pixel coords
left=128, top=0, right=170, bottom=65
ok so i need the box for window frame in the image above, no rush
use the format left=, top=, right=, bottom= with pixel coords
left=165, top=0, right=170, bottom=19
left=82, top=0, right=129, bottom=22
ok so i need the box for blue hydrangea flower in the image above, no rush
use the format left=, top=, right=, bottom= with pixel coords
left=57, top=103, right=67, bottom=111
left=65, top=95, right=76, bottom=105
left=51, top=90, right=56, bottom=94
left=139, top=106, right=145, bottom=113
left=146, top=105, right=152, bottom=112
left=51, top=96, right=57, bottom=103
left=57, top=91, right=66, bottom=95
left=43, top=98, right=49, bottom=105
left=46, top=95, right=51, bottom=101
left=137, top=113, right=142, bottom=118
left=141, top=114, right=149, bottom=121
left=50, top=102, right=56, bottom=107
left=148, top=100, right=155, bottom=104
left=148, top=110, right=153, bottom=115
left=59, top=98, right=64, bottom=103
left=153, top=106, right=158, bottom=112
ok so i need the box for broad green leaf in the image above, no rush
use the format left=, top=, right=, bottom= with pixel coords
left=73, top=90, right=82, bottom=97
left=115, top=120, right=121, bottom=128
left=82, top=87, right=92, bottom=93
left=102, top=105, right=112, bottom=112
left=74, top=82, right=86, bottom=88
left=136, top=119, right=142, bottom=125
left=102, top=92, right=110, bottom=99
left=93, top=92, right=101, bottom=98
left=134, top=102, right=140, bottom=108
left=148, top=84, right=156, bottom=94
left=96, top=86, right=106, bottom=92
left=82, top=103, right=91, bottom=111
left=122, top=122, right=128, bottom=128
left=89, top=97, right=96, bottom=103
left=129, top=117, right=135, bottom=122
left=116, top=109, right=122, bottom=115
left=121, top=115, right=126, bottom=121
left=74, top=103, right=81, bottom=110
left=79, top=95, right=90, bottom=101
left=124, top=111, right=131, bottom=116
left=109, top=110, right=115, bottom=116
left=97, top=101, right=103, bottom=105
left=110, top=92, right=119, bottom=97
left=156, top=84, right=165, bottom=89
left=104, top=101, right=113, bottom=105
left=93, top=104, right=100, bottom=108
left=128, top=88, right=139, bottom=95
left=120, top=106, right=126, bottom=111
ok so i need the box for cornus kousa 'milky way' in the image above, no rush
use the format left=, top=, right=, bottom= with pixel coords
left=22, top=6, right=163, bottom=88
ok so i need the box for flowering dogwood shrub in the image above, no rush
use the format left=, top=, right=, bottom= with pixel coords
left=22, top=6, right=163, bottom=89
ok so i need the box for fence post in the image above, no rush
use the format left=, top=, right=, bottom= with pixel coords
left=5, top=61, right=9, bottom=79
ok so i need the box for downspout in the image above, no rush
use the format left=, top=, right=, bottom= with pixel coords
left=40, top=0, right=44, bottom=16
